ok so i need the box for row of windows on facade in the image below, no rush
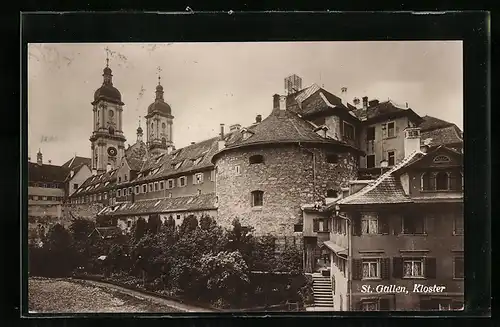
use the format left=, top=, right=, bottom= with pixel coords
left=330, top=254, right=464, bottom=281
left=71, top=172, right=210, bottom=204
left=29, top=195, right=64, bottom=201
left=29, top=182, right=63, bottom=189
left=366, top=121, right=400, bottom=141
left=309, top=215, right=464, bottom=235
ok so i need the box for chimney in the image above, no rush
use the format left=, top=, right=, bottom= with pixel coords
left=70, top=170, right=75, bottom=178
left=218, top=124, right=226, bottom=151
left=167, top=146, right=173, bottom=154
left=256, top=114, right=262, bottom=123
left=190, top=141, right=196, bottom=145
left=362, top=96, right=369, bottom=110
left=273, top=94, right=280, bottom=111
left=28, top=156, right=31, bottom=162
left=341, top=87, right=348, bottom=105
left=48, top=160, right=52, bottom=164
left=36, top=149, right=43, bottom=165
left=353, top=97, right=361, bottom=109
left=229, top=124, right=241, bottom=132
left=404, top=126, right=422, bottom=158
left=92, top=168, right=97, bottom=176
left=380, top=159, right=388, bottom=168
left=279, top=95, right=287, bottom=111
left=368, top=99, right=379, bottom=107
left=420, top=145, right=429, bottom=153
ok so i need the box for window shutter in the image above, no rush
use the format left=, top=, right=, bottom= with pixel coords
left=352, top=259, right=362, bottom=280
left=425, top=257, right=437, bottom=279
left=393, top=215, right=402, bottom=235
left=381, top=257, right=390, bottom=280
left=379, top=216, right=389, bottom=234
left=193, top=174, right=196, bottom=185
left=352, top=212, right=362, bottom=236
left=392, top=257, right=403, bottom=278
left=379, top=298, right=390, bottom=311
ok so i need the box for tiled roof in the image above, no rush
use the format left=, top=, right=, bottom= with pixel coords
left=61, top=156, right=91, bottom=170
left=98, top=193, right=218, bottom=217
left=125, top=140, right=147, bottom=161
left=286, top=84, right=351, bottom=118
left=127, top=157, right=144, bottom=171
left=28, top=162, right=70, bottom=183
left=222, top=109, right=349, bottom=150
left=419, top=115, right=454, bottom=131
left=351, top=100, right=422, bottom=124
left=337, top=151, right=423, bottom=205
left=421, top=126, right=463, bottom=147
left=133, top=137, right=221, bottom=183
left=71, top=169, right=118, bottom=197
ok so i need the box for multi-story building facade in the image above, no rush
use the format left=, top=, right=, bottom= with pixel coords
left=318, top=140, right=463, bottom=311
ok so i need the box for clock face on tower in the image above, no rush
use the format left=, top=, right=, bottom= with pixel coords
left=107, top=146, right=118, bottom=157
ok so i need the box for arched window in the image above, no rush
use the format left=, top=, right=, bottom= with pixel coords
left=435, top=172, right=449, bottom=191
left=162, top=122, right=166, bottom=129
left=162, top=137, right=167, bottom=146
left=249, top=155, right=264, bottom=164
left=108, top=126, right=115, bottom=135
left=326, top=189, right=338, bottom=198
left=251, top=190, right=264, bottom=207
left=433, top=155, right=450, bottom=163
left=151, top=123, right=154, bottom=130
left=421, top=172, right=432, bottom=191
left=108, top=109, right=114, bottom=118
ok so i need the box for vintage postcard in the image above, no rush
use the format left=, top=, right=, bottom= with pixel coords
left=27, top=41, right=464, bottom=313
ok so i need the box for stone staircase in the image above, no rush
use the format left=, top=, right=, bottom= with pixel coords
left=312, top=273, right=334, bottom=308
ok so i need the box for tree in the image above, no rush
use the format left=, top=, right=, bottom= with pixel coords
left=69, top=217, right=95, bottom=242
left=199, top=214, right=217, bottom=231
left=133, top=217, right=147, bottom=242
left=179, top=215, right=198, bottom=234
left=43, top=223, right=76, bottom=277
left=147, top=214, right=161, bottom=235
left=199, top=251, right=250, bottom=307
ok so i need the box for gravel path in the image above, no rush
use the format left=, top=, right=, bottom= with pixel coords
left=28, top=277, right=213, bottom=313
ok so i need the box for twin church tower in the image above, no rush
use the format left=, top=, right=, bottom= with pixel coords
left=89, top=57, right=174, bottom=174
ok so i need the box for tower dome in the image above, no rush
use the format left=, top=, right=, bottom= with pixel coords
left=93, top=63, right=123, bottom=105
left=147, top=79, right=172, bottom=116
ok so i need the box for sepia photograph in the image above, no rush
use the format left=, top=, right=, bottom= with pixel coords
left=27, top=41, right=464, bottom=313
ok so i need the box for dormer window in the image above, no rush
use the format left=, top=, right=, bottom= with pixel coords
left=241, top=128, right=254, bottom=141
left=249, top=155, right=264, bottom=165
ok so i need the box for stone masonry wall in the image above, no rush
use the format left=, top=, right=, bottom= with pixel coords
left=215, top=144, right=358, bottom=236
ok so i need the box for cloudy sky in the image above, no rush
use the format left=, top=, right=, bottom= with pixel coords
left=27, top=41, right=463, bottom=165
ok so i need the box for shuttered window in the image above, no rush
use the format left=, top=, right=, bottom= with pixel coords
left=393, top=257, right=436, bottom=279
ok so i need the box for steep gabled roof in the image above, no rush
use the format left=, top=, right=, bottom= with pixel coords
left=28, top=162, right=70, bottom=183
left=97, top=193, right=218, bottom=217
left=351, top=100, right=423, bottom=124
left=61, top=156, right=92, bottom=170
left=419, top=115, right=455, bottom=131
left=421, top=126, right=463, bottom=147
left=337, top=151, right=423, bottom=205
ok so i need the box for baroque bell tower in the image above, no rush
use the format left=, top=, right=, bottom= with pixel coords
left=89, top=52, right=126, bottom=173
left=145, top=67, right=174, bottom=156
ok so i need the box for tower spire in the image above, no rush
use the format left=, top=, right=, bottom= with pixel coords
left=155, top=66, right=164, bottom=101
